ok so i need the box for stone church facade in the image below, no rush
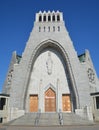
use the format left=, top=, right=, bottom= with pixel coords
left=0, top=11, right=99, bottom=123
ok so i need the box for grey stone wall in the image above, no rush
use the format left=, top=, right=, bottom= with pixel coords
left=2, top=11, right=99, bottom=113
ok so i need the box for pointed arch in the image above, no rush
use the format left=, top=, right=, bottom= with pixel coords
left=45, top=83, right=56, bottom=92
left=45, top=88, right=56, bottom=112
left=24, top=39, right=80, bottom=111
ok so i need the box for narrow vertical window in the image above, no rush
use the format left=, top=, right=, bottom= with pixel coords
left=57, top=15, right=60, bottom=21
left=48, top=26, right=50, bottom=32
left=52, top=15, right=55, bottom=21
left=48, top=15, right=51, bottom=22
left=39, top=15, right=42, bottom=22
left=44, top=26, right=46, bottom=32
left=58, top=26, right=60, bottom=31
left=96, top=97, right=99, bottom=109
left=39, top=27, right=41, bottom=32
left=43, top=15, right=46, bottom=22
left=53, top=26, right=55, bottom=32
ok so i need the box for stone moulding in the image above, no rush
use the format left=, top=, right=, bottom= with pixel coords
left=23, top=39, right=80, bottom=110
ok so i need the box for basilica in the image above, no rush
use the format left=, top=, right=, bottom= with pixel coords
left=0, top=11, right=99, bottom=124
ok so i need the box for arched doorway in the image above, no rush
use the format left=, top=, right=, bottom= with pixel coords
left=45, top=88, right=56, bottom=112
left=25, top=39, right=79, bottom=112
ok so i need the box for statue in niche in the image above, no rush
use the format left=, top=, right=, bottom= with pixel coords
left=46, top=51, right=53, bottom=75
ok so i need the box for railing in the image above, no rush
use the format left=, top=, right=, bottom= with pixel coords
left=34, top=109, right=41, bottom=126
left=58, top=109, right=63, bottom=125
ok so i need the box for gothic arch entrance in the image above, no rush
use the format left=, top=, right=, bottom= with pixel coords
left=25, top=39, right=79, bottom=112
left=45, top=88, right=56, bottom=112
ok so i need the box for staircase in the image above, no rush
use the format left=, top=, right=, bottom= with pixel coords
left=6, top=112, right=93, bottom=126
left=39, top=113, right=59, bottom=126
left=62, top=113, right=93, bottom=125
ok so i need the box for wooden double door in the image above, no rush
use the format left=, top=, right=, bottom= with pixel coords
left=45, top=88, right=56, bottom=112
left=29, top=88, right=56, bottom=112
left=29, top=92, right=71, bottom=112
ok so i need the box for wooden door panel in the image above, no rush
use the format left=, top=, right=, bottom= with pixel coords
left=45, top=88, right=56, bottom=112
left=30, top=95, right=38, bottom=112
left=62, top=94, right=71, bottom=112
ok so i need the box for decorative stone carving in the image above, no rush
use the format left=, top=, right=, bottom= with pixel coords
left=87, top=68, right=95, bottom=84
left=7, top=70, right=13, bottom=85
left=46, top=51, right=53, bottom=75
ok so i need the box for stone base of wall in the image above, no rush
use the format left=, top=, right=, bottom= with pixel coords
left=0, top=110, right=8, bottom=123
left=8, top=107, right=25, bottom=122
left=93, top=109, right=99, bottom=121
left=75, top=106, right=93, bottom=121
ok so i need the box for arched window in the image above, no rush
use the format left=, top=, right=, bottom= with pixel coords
left=43, top=15, right=46, bottom=22
left=48, top=15, right=51, bottom=22
left=52, top=15, right=55, bottom=21
left=57, top=14, right=60, bottom=21
left=39, top=15, right=42, bottom=22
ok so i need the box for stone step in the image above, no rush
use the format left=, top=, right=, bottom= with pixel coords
left=62, top=113, right=93, bottom=125
left=5, top=112, right=93, bottom=126
left=39, top=113, right=59, bottom=126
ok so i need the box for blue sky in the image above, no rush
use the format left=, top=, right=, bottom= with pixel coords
left=0, top=0, right=99, bottom=92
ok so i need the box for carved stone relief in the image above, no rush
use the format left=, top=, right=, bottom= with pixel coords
left=46, top=51, right=53, bottom=75
left=7, top=69, right=13, bottom=85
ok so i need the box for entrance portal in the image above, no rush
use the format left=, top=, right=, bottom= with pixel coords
left=45, top=88, right=56, bottom=112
